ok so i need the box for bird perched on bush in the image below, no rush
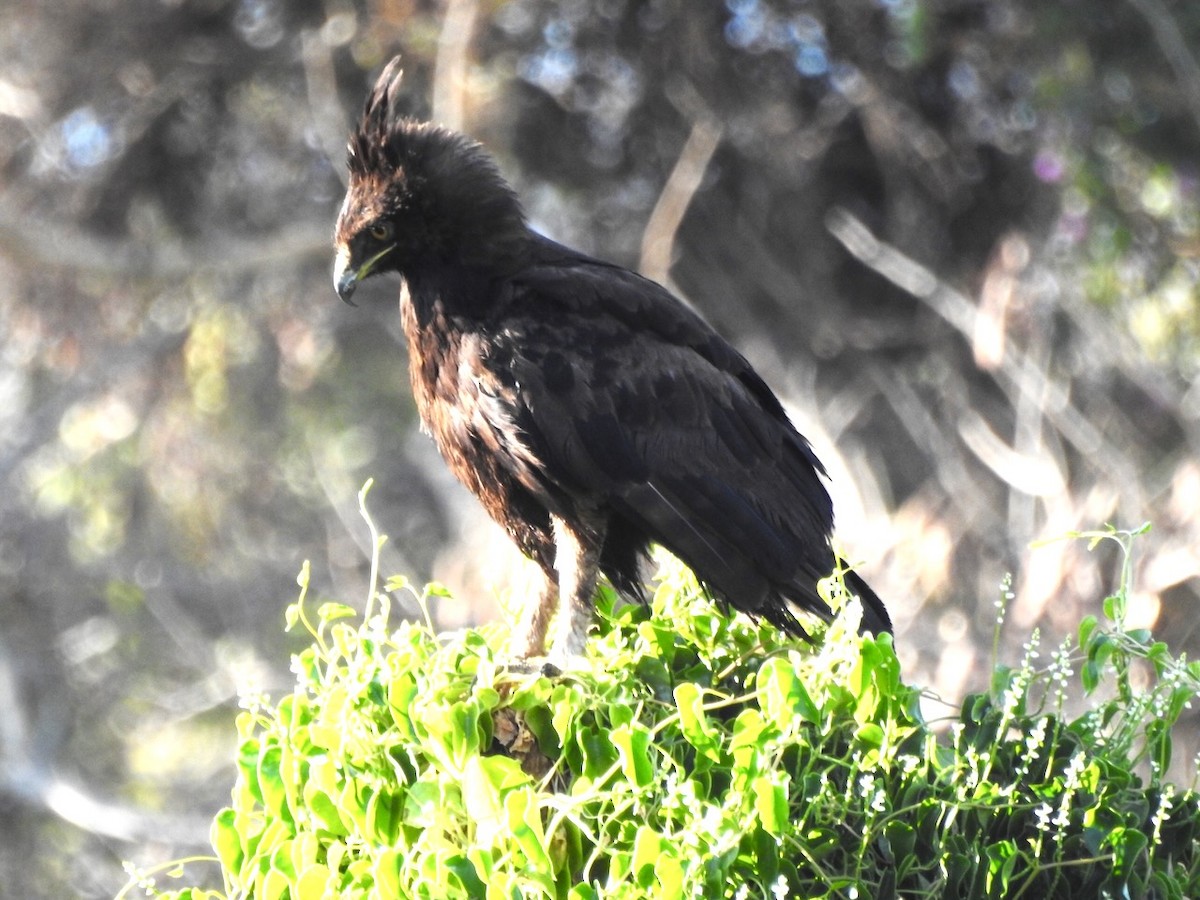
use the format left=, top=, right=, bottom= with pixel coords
left=333, top=58, right=891, bottom=665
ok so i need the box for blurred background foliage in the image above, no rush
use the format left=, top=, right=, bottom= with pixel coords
left=1, top=0, right=1199, bottom=895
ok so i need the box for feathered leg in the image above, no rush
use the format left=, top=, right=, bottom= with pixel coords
left=546, top=511, right=605, bottom=664
left=508, top=510, right=605, bottom=663
left=510, top=573, right=557, bottom=658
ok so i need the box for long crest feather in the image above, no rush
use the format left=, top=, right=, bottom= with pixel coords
left=348, top=56, right=406, bottom=178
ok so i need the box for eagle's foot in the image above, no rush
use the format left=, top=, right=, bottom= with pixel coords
left=492, top=655, right=557, bottom=679
left=495, top=650, right=583, bottom=679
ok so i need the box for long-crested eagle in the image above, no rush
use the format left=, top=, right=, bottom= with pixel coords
left=332, top=58, right=892, bottom=663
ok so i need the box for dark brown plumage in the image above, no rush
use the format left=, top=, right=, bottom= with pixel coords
left=333, top=58, right=891, bottom=662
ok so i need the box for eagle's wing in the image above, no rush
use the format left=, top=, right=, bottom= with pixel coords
left=488, top=246, right=847, bottom=632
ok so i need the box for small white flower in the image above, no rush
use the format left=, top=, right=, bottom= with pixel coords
left=1063, top=752, right=1087, bottom=791
left=1152, top=785, right=1176, bottom=845
left=1025, top=717, right=1048, bottom=755
left=1034, top=802, right=1054, bottom=832
left=871, top=788, right=887, bottom=814
left=858, top=773, right=875, bottom=798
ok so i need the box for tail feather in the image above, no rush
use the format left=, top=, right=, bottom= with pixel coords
left=843, top=568, right=893, bottom=636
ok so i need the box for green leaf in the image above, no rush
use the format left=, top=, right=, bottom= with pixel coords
left=447, top=852, right=487, bottom=895
left=655, top=852, right=686, bottom=900
left=551, top=683, right=585, bottom=744
left=372, top=850, right=402, bottom=900
left=257, top=745, right=291, bottom=824
left=1146, top=720, right=1174, bottom=777
left=1077, top=615, right=1098, bottom=648
left=674, top=682, right=720, bottom=761
left=211, top=807, right=243, bottom=880
left=1147, top=641, right=1172, bottom=675
left=288, top=828, right=320, bottom=877
left=294, top=864, right=332, bottom=900
left=317, top=601, right=357, bottom=623
left=516, top=703, right=561, bottom=759
left=269, top=840, right=297, bottom=882
left=1103, top=592, right=1126, bottom=624
left=752, top=774, right=788, bottom=836
left=631, top=826, right=665, bottom=886
left=855, top=722, right=884, bottom=751
left=578, top=724, right=619, bottom=780
left=1106, top=826, right=1150, bottom=879
left=505, top=787, right=553, bottom=875
left=882, top=820, right=915, bottom=864
left=366, top=788, right=404, bottom=845
left=388, top=672, right=419, bottom=739
left=462, top=755, right=529, bottom=848
left=302, top=759, right=347, bottom=836
left=1088, top=633, right=1114, bottom=668
left=751, top=826, right=780, bottom=886
left=337, top=779, right=371, bottom=838
left=260, top=865, right=290, bottom=900
left=758, top=656, right=819, bottom=724
left=730, top=708, right=767, bottom=751
left=984, top=841, right=1018, bottom=895
left=403, top=778, right=445, bottom=829
left=611, top=722, right=653, bottom=787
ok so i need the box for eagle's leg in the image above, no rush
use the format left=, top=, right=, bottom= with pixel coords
left=545, top=511, right=605, bottom=664
left=510, top=573, right=557, bottom=659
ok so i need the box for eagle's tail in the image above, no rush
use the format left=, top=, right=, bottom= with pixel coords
left=843, top=568, right=893, bottom=636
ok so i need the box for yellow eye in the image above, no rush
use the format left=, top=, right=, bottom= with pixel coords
left=369, top=222, right=393, bottom=241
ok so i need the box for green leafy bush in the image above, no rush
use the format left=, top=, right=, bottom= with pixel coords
left=126, top=519, right=1200, bottom=899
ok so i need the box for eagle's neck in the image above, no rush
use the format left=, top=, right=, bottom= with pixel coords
left=398, top=268, right=500, bottom=425
left=402, top=263, right=499, bottom=324
left=399, top=278, right=457, bottom=431
left=396, top=225, right=526, bottom=434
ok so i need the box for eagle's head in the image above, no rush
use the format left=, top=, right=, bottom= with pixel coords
left=332, top=57, right=526, bottom=304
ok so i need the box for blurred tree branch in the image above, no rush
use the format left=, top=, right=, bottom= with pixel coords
left=302, top=30, right=350, bottom=187
left=639, top=117, right=722, bottom=287
left=1127, top=0, right=1200, bottom=139
left=0, top=636, right=209, bottom=846
left=826, top=206, right=1145, bottom=516
left=433, top=0, right=479, bottom=131
left=0, top=201, right=329, bottom=279
left=0, top=327, right=185, bottom=484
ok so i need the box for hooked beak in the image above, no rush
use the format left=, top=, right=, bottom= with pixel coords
left=333, top=246, right=359, bottom=306
left=333, top=243, right=394, bottom=306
